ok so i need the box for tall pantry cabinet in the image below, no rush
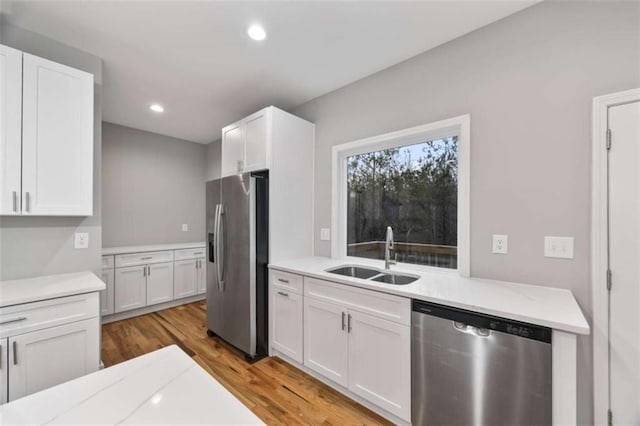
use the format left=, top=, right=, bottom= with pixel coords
left=0, top=43, right=94, bottom=216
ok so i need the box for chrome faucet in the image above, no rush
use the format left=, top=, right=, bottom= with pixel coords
left=385, top=226, right=396, bottom=270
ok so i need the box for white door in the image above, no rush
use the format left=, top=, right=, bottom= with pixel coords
left=174, top=259, right=197, bottom=299
left=21, top=53, right=94, bottom=216
left=100, top=268, right=115, bottom=316
left=114, top=265, right=146, bottom=313
left=303, top=297, right=349, bottom=387
left=221, top=123, right=244, bottom=177
left=0, top=338, right=7, bottom=404
left=0, top=45, right=22, bottom=216
left=272, top=287, right=303, bottom=363
left=244, top=110, right=268, bottom=172
left=347, top=310, right=411, bottom=421
left=8, top=318, right=99, bottom=401
left=196, top=259, right=207, bottom=294
left=608, top=100, right=640, bottom=424
left=146, top=262, right=174, bottom=306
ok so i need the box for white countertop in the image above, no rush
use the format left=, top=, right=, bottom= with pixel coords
left=103, top=242, right=206, bottom=256
left=0, top=345, right=263, bottom=425
left=0, top=271, right=105, bottom=308
left=269, top=257, right=590, bottom=335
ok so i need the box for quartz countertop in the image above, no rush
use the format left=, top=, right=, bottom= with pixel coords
left=103, top=242, right=206, bottom=256
left=269, top=256, right=590, bottom=335
left=0, top=345, right=263, bottom=425
left=0, top=271, right=105, bottom=308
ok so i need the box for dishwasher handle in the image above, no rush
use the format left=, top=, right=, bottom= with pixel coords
left=453, top=321, right=491, bottom=337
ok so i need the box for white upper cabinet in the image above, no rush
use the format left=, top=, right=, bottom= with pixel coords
left=0, top=44, right=94, bottom=216
left=0, top=45, right=23, bottom=215
left=220, top=107, right=272, bottom=178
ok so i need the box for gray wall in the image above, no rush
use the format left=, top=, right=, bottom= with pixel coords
left=291, top=2, right=640, bottom=423
left=206, top=139, right=222, bottom=182
left=0, top=23, right=103, bottom=280
left=102, top=123, right=207, bottom=247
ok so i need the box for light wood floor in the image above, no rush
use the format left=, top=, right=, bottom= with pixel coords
left=102, top=301, right=392, bottom=425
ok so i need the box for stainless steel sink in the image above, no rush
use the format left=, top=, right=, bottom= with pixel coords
left=326, top=265, right=381, bottom=279
left=371, top=273, right=418, bottom=285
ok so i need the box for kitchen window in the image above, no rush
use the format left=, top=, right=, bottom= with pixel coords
left=332, top=115, right=470, bottom=275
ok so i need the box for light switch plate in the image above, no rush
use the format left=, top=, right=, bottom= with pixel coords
left=74, top=232, right=89, bottom=249
left=492, top=234, right=508, bottom=254
left=320, top=228, right=331, bottom=241
left=182, top=224, right=188, bottom=232
left=544, top=236, right=574, bottom=259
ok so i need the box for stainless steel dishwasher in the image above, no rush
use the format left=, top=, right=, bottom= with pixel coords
left=412, top=300, right=552, bottom=426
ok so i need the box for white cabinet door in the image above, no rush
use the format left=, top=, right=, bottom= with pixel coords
left=304, top=297, right=349, bottom=387
left=8, top=318, right=99, bottom=401
left=0, top=45, right=22, bottom=216
left=174, top=259, right=197, bottom=299
left=272, top=287, right=303, bottom=363
left=196, top=259, right=207, bottom=294
left=114, top=266, right=146, bottom=313
left=347, top=310, right=411, bottom=421
left=244, top=111, right=268, bottom=173
left=146, top=262, right=174, bottom=306
left=221, top=123, right=244, bottom=177
left=21, top=53, right=94, bottom=216
left=100, top=269, right=115, bottom=316
left=0, top=338, right=7, bottom=404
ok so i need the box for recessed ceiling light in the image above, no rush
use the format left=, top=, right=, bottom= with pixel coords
left=149, top=103, right=164, bottom=113
left=247, top=24, right=266, bottom=41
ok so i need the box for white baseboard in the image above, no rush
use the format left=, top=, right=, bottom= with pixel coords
left=102, top=294, right=206, bottom=324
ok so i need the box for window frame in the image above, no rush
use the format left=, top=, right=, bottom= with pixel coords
left=331, top=114, right=470, bottom=277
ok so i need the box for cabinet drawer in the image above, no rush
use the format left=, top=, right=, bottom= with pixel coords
left=102, top=255, right=114, bottom=269
left=174, top=247, right=206, bottom=261
left=304, top=277, right=410, bottom=325
left=271, top=270, right=303, bottom=295
left=0, top=292, right=99, bottom=339
left=115, top=250, right=174, bottom=267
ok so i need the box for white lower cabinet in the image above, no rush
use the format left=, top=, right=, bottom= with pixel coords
left=8, top=318, right=99, bottom=401
left=146, top=262, right=174, bottom=306
left=196, top=259, right=206, bottom=294
left=271, top=285, right=303, bottom=363
left=304, top=297, right=349, bottom=387
left=174, top=259, right=198, bottom=299
left=347, top=310, right=411, bottom=420
left=100, top=268, right=115, bottom=316
left=115, top=266, right=146, bottom=313
left=0, top=340, right=7, bottom=404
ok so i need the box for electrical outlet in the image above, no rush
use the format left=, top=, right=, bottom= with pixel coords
left=182, top=224, right=188, bottom=232
left=74, top=232, right=89, bottom=249
left=544, top=236, right=574, bottom=259
left=492, top=234, right=508, bottom=254
left=320, top=228, right=331, bottom=241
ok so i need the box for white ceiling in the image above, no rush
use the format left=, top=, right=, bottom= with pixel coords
left=1, top=1, right=538, bottom=144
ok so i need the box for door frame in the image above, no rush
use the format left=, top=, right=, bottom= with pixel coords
left=591, top=88, right=640, bottom=425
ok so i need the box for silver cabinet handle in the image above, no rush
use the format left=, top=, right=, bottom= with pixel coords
left=0, top=316, right=27, bottom=325
left=12, top=191, right=17, bottom=212
left=141, top=256, right=153, bottom=260
left=277, top=278, right=290, bottom=284
left=24, top=192, right=30, bottom=212
left=276, top=291, right=289, bottom=297
left=341, top=312, right=346, bottom=331
left=143, top=266, right=146, bottom=277
left=347, top=313, right=352, bottom=333
left=13, top=341, right=17, bottom=365
left=147, top=265, right=151, bottom=276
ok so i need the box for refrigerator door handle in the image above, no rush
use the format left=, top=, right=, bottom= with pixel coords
left=215, top=204, right=226, bottom=292
left=220, top=204, right=227, bottom=287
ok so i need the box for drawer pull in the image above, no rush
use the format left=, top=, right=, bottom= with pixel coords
left=141, top=256, right=153, bottom=260
left=277, top=278, right=290, bottom=284
left=0, top=316, right=27, bottom=325
left=276, top=291, right=289, bottom=297
left=13, top=341, right=17, bottom=365
left=193, top=252, right=202, bottom=255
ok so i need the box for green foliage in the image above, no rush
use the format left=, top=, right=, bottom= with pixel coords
left=347, top=137, right=458, bottom=247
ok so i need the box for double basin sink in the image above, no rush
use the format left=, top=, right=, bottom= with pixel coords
left=325, top=265, right=419, bottom=285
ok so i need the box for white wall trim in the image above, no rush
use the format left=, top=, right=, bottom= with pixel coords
left=331, top=114, right=471, bottom=277
left=591, top=88, right=640, bottom=425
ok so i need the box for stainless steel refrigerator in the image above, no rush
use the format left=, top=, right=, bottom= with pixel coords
left=206, top=171, right=269, bottom=361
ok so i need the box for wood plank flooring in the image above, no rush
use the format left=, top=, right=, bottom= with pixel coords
left=102, top=301, right=392, bottom=425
